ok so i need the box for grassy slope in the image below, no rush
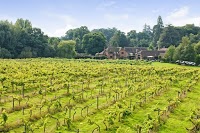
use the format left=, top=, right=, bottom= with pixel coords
left=153, top=62, right=200, bottom=133
left=152, top=62, right=200, bottom=68
left=159, top=81, right=200, bottom=133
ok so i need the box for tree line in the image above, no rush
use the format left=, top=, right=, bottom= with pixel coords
left=0, top=16, right=200, bottom=64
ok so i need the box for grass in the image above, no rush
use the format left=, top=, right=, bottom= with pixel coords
left=159, top=83, right=200, bottom=133
left=152, top=62, right=200, bottom=68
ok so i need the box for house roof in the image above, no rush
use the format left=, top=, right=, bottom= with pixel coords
left=139, top=50, right=163, bottom=57
left=158, top=48, right=168, bottom=51
left=106, top=47, right=122, bottom=53
left=96, top=47, right=149, bottom=56
left=124, top=47, right=147, bottom=54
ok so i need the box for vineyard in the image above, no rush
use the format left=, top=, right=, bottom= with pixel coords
left=0, top=58, right=199, bottom=133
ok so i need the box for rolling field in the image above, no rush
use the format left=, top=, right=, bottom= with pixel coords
left=0, top=59, right=199, bottom=133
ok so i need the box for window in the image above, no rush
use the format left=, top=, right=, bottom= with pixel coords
left=121, top=52, right=124, bottom=54
left=110, top=56, right=113, bottom=58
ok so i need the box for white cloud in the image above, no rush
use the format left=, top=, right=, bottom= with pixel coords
left=42, top=12, right=78, bottom=37
left=55, top=25, right=77, bottom=37
left=57, top=15, right=76, bottom=24
left=104, top=14, right=129, bottom=21
left=44, top=24, right=77, bottom=37
left=166, top=6, right=200, bottom=26
left=167, top=6, right=189, bottom=19
left=44, top=12, right=76, bottom=24
left=96, top=0, right=117, bottom=10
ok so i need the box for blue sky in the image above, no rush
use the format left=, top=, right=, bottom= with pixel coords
left=0, top=0, right=200, bottom=37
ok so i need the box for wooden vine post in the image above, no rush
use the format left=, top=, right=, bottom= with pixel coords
left=96, top=96, right=99, bottom=110
left=154, top=108, right=161, bottom=124
left=22, top=83, right=25, bottom=98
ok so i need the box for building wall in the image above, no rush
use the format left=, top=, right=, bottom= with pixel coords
left=106, top=52, right=117, bottom=59
left=119, top=49, right=128, bottom=58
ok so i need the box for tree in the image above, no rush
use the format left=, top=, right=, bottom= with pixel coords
left=127, top=30, right=137, bottom=39
left=148, top=43, right=154, bottom=51
left=189, top=33, right=200, bottom=44
left=183, top=24, right=200, bottom=36
left=0, top=21, right=15, bottom=56
left=127, top=30, right=137, bottom=47
left=164, top=45, right=176, bottom=62
left=137, top=32, right=151, bottom=47
left=158, top=25, right=180, bottom=48
left=82, top=32, right=106, bottom=55
left=57, top=40, right=76, bottom=58
left=143, top=24, right=153, bottom=39
left=29, top=28, right=49, bottom=57
left=173, top=36, right=195, bottom=61
left=15, top=18, right=32, bottom=32
left=138, top=39, right=149, bottom=47
left=194, top=41, right=200, bottom=65
left=109, top=31, right=128, bottom=47
left=64, top=29, right=75, bottom=40
left=18, top=47, right=33, bottom=58
left=183, top=41, right=195, bottom=61
left=13, top=19, right=50, bottom=57
left=48, top=37, right=60, bottom=46
left=173, top=45, right=181, bottom=61
left=194, top=41, right=200, bottom=55
left=92, top=28, right=118, bottom=44
left=127, top=25, right=152, bottom=47
left=0, top=47, right=12, bottom=58
left=195, top=54, right=200, bottom=65
left=64, top=26, right=90, bottom=53
left=43, top=45, right=56, bottom=57
left=152, top=16, right=164, bottom=48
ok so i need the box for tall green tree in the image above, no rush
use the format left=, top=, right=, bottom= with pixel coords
left=0, top=47, right=12, bottom=58
left=48, top=37, right=60, bottom=48
left=57, top=40, right=76, bottom=58
left=18, top=47, right=33, bottom=58
left=194, top=41, right=200, bottom=55
left=183, top=24, right=200, bottom=36
left=0, top=20, right=15, bottom=56
left=143, top=24, right=153, bottom=39
left=152, top=16, right=164, bottom=48
left=64, top=26, right=90, bottom=53
left=173, top=36, right=195, bottom=61
left=82, top=32, right=106, bottom=55
left=189, top=33, right=200, bottom=44
left=164, top=45, right=176, bottom=62
left=0, top=19, right=58, bottom=58
left=194, top=41, right=200, bottom=65
left=13, top=19, right=49, bottom=57
left=92, top=28, right=118, bottom=44
left=15, top=18, right=32, bottom=31
left=127, top=24, right=152, bottom=47
left=158, top=25, right=180, bottom=48
left=109, top=31, right=128, bottom=47
left=127, top=30, right=137, bottom=47
left=137, top=32, right=151, bottom=47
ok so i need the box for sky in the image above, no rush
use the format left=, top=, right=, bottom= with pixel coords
left=0, top=0, right=200, bottom=37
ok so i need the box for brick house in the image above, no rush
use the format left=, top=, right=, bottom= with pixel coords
left=96, top=47, right=122, bottom=59
left=136, top=50, right=166, bottom=60
left=96, top=47, right=166, bottom=60
left=119, top=47, right=147, bottom=59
